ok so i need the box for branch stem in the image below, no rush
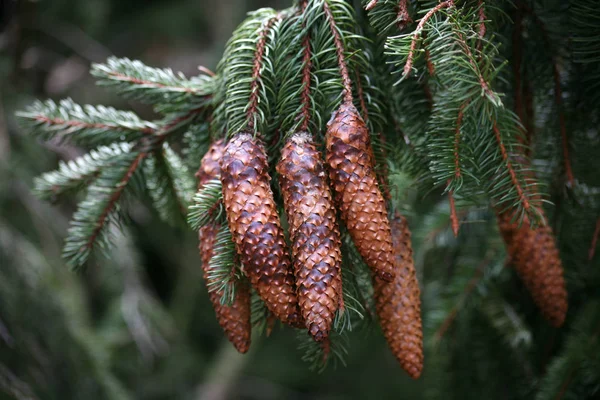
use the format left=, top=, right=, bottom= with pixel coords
left=322, top=1, right=353, bottom=104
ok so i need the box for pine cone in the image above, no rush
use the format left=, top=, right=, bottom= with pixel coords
left=196, top=139, right=225, bottom=188
left=498, top=212, right=568, bottom=327
left=277, top=132, right=343, bottom=342
left=199, top=224, right=251, bottom=353
left=220, top=132, right=301, bottom=327
left=197, top=140, right=251, bottom=353
left=325, top=102, right=395, bottom=282
left=374, top=214, right=423, bottom=379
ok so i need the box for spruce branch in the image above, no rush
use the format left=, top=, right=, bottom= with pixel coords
left=187, top=179, right=224, bottom=231
left=16, top=99, right=156, bottom=146
left=144, top=143, right=196, bottom=226
left=322, top=0, right=354, bottom=104
left=91, top=57, right=214, bottom=113
left=402, top=0, right=454, bottom=79
left=206, top=224, right=242, bottom=306
left=62, top=151, right=146, bottom=269
left=34, top=142, right=132, bottom=201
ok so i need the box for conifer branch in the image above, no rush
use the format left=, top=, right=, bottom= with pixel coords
left=365, top=0, right=378, bottom=11
left=16, top=99, right=156, bottom=146
left=91, top=57, right=214, bottom=111
left=492, top=121, right=531, bottom=214
left=34, top=143, right=132, bottom=201
left=63, top=151, right=146, bottom=269
left=477, top=1, right=486, bottom=51
left=403, top=0, right=454, bottom=78
left=448, top=185, right=459, bottom=237
left=323, top=0, right=353, bottom=104
left=299, top=1, right=313, bottom=132
left=247, top=15, right=281, bottom=131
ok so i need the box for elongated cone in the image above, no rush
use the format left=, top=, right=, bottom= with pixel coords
left=220, top=132, right=301, bottom=327
left=199, top=225, right=251, bottom=353
left=197, top=140, right=251, bottom=353
left=374, top=214, right=423, bottom=379
left=277, top=132, right=343, bottom=342
left=497, top=212, right=568, bottom=327
left=325, top=101, right=395, bottom=282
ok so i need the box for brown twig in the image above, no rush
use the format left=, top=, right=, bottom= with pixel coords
left=492, top=121, right=531, bottom=213
left=34, top=116, right=155, bottom=135
left=397, top=0, right=413, bottom=31
left=448, top=183, right=459, bottom=238
left=198, top=66, right=216, bottom=77
left=589, top=218, right=600, bottom=261
left=299, top=2, right=313, bottom=132
left=454, top=101, right=467, bottom=179
left=83, top=151, right=146, bottom=252
left=477, top=0, right=487, bottom=51
left=403, top=0, right=454, bottom=78
left=323, top=1, right=353, bottom=104
left=106, top=71, right=200, bottom=94
left=247, top=15, right=280, bottom=130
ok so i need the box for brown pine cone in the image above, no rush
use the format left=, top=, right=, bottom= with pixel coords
left=325, top=101, right=395, bottom=282
left=498, top=212, right=568, bottom=327
left=197, top=140, right=251, bottom=353
left=196, top=139, right=225, bottom=188
left=220, top=132, right=301, bottom=327
left=374, top=214, right=423, bottom=379
left=199, top=224, right=251, bottom=353
left=277, top=132, right=343, bottom=342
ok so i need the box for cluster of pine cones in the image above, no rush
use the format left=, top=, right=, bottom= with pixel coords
left=196, top=101, right=424, bottom=379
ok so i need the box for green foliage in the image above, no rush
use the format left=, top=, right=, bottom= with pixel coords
left=16, top=99, right=157, bottom=146
left=144, top=143, right=196, bottom=226
left=34, top=142, right=132, bottom=201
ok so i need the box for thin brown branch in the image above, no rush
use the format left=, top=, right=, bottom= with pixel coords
left=403, top=0, right=454, bottom=78
left=84, top=151, right=146, bottom=251
left=448, top=182, right=459, bottom=237
left=493, top=121, right=531, bottom=213
left=247, top=15, right=280, bottom=130
left=106, top=71, right=200, bottom=94
left=323, top=1, right=353, bottom=104
left=453, top=27, right=495, bottom=100
left=197, top=66, right=215, bottom=77
left=477, top=0, right=486, bottom=51
left=589, top=217, right=600, bottom=261
left=397, top=0, right=413, bottom=30
left=354, top=70, right=369, bottom=123
left=34, top=116, right=155, bottom=135
left=299, top=2, right=312, bottom=132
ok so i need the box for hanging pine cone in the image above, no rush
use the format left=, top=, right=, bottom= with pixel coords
left=374, top=213, right=423, bottom=379
left=277, top=132, right=343, bottom=342
left=498, top=213, right=568, bottom=327
left=325, top=101, right=395, bottom=282
left=197, top=140, right=251, bottom=353
left=199, top=224, right=251, bottom=353
left=195, top=138, right=225, bottom=187
left=220, top=132, right=302, bottom=327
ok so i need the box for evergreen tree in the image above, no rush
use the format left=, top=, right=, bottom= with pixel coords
left=6, top=0, right=600, bottom=398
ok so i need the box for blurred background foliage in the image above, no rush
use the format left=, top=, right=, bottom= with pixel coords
left=0, top=1, right=426, bottom=399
